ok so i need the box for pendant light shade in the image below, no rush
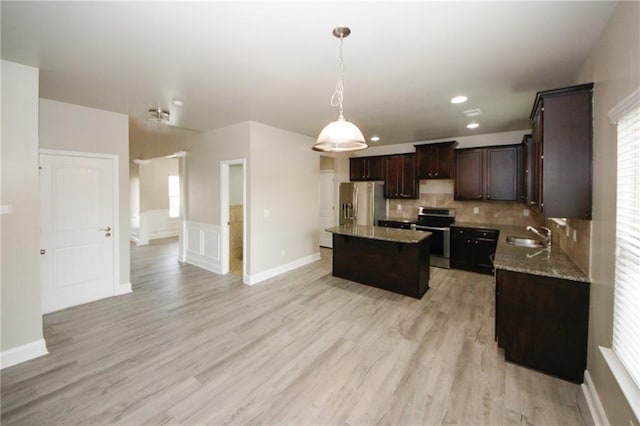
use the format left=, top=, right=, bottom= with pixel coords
left=312, top=26, right=367, bottom=153
left=313, top=116, right=367, bottom=152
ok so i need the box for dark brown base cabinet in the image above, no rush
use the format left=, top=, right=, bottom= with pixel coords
left=495, top=269, right=589, bottom=383
left=332, top=234, right=430, bottom=299
left=450, top=227, right=498, bottom=275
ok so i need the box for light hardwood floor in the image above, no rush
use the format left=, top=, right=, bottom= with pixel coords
left=1, top=237, right=593, bottom=425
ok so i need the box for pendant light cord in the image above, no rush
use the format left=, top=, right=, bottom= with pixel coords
left=330, top=35, right=345, bottom=119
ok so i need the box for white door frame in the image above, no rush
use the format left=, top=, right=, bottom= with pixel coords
left=220, top=159, right=247, bottom=283
left=39, top=148, right=122, bottom=304
left=319, top=170, right=336, bottom=248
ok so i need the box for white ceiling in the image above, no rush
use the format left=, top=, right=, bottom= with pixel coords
left=1, top=1, right=616, bottom=145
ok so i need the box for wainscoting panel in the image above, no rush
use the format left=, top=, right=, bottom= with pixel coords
left=183, top=221, right=221, bottom=274
left=131, top=210, right=180, bottom=245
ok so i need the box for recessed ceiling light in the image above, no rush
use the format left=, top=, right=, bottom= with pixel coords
left=451, top=96, right=468, bottom=104
left=467, top=122, right=480, bottom=129
left=171, top=98, right=184, bottom=107
left=370, top=136, right=380, bottom=142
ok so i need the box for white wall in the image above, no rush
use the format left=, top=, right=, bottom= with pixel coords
left=248, top=122, right=320, bottom=279
left=1, top=61, right=47, bottom=363
left=39, top=99, right=130, bottom=288
left=139, top=157, right=178, bottom=211
left=576, top=2, right=639, bottom=425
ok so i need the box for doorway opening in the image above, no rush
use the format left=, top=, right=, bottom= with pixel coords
left=220, top=159, right=247, bottom=281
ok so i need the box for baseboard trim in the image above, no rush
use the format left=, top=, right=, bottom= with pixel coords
left=246, top=252, right=321, bottom=285
left=1, top=339, right=48, bottom=369
left=116, top=282, right=132, bottom=295
left=185, top=252, right=222, bottom=275
left=582, top=370, right=610, bottom=426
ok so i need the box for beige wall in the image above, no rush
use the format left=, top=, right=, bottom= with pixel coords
left=185, top=122, right=251, bottom=224
left=139, top=157, right=178, bottom=211
left=1, top=61, right=44, bottom=352
left=39, top=99, right=131, bottom=287
left=576, top=2, right=640, bottom=425
left=248, top=122, right=319, bottom=275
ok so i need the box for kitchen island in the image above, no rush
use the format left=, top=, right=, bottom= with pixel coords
left=326, top=225, right=432, bottom=299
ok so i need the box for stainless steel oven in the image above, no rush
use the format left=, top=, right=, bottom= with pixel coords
left=411, top=207, right=455, bottom=269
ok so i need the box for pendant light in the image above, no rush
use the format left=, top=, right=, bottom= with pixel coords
left=312, top=26, right=367, bottom=152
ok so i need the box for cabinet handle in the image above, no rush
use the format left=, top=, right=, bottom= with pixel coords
left=435, top=172, right=438, bottom=176
left=529, top=201, right=537, bottom=205
left=475, top=241, right=478, bottom=244
left=487, top=195, right=491, bottom=199
left=475, top=195, right=483, bottom=199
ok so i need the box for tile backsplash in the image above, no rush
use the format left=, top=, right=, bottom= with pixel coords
left=388, top=183, right=543, bottom=227
left=547, top=218, right=591, bottom=276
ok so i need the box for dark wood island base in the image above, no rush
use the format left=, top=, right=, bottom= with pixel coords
left=327, top=225, right=431, bottom=299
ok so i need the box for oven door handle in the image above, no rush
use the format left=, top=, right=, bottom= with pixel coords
left=414, top=225, right=449, bottom=232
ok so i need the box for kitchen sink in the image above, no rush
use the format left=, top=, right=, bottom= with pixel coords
left=506, top=236, right=544, bottom=248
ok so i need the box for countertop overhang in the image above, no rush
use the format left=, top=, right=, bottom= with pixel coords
left=326, top=225, right=431, bottom=244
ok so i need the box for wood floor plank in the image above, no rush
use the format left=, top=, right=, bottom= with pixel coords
left=1, top=237, right=591, bottom=425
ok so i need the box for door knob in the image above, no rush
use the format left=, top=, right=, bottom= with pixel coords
left=99, top=227, right=111, bottom=232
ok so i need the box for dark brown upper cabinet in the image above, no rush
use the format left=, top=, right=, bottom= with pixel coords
left=414, top=141, right=457, bottom=179
left=454, top=148, right=484, bottom=200
left=454, top=145, right=522, bottom=201
left=530, top=83, right=593, bottom=219
left=384, top=154, right=418, bottom=199
left=349, top=156, right=384, bottom=181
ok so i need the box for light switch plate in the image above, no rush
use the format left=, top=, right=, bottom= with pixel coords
left=264, top=209, right=270, bottom=218
left=473, top=207, right=479, bottom=214
left=0, top=205, right=12, bottom=215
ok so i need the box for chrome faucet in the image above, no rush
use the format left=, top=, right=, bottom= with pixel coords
left=526, top=225, right=552, bottom=249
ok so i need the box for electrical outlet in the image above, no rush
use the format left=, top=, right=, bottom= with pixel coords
left=280, top=249, right=286, bottom=257
left=573, top=229, right=577, bottom=242
left=523, top=209, right=530, bottom=217
left=473, top=207, right=479, bottom=214
left=264, top=209, right=270, bottom=218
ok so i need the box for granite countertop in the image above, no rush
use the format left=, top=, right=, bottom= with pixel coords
left=452, top=221, right=589, bottom=283
left=326, top=225, right=431, bottom=244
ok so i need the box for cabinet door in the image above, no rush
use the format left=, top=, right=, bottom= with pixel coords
left=473, top=238, right=498, bottom=274
left=367, top=156, right=384, bottom=180
left=486, top=146, right=518, bottom=201
left=415, top=145, right=434, bottom=179
left=349, top=158, right=366, bottom=181
left=384, top=157, right=400, bottom=198
left=450, top=228, right=473, bottom=269
left=528, top=112, right=542, bottom=210
left=399, top=154, right=418, bottom=198
left=454, top=149, right=484, bottom=200
left=542, top=91, right=592, bottom=219
left=435, top=143, right=455, bottom=179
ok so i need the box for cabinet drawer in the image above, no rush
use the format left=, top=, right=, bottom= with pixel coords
left=451, top=227, right=472, bottom=237
left=473, top=229, right=499, bottom=240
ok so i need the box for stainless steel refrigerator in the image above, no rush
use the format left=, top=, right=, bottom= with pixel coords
left=339, top=182, right=387, bottom=226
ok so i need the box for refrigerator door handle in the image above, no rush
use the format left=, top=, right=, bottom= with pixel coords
left=353, top=186, right=359, bottom=222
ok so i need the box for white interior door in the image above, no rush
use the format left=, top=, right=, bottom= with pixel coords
left=319, top=171, right=335, bottom=248
left=40, top=153, right=115, bottom=314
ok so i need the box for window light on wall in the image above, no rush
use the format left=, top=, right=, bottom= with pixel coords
left=168, top=175, right=180, bottom=218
